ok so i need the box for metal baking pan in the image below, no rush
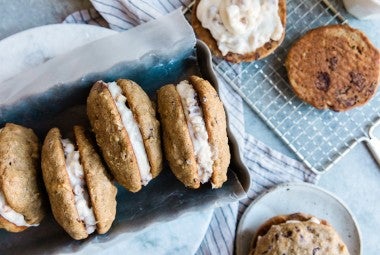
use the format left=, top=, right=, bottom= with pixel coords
left=0, top=22, right=249, bottom=253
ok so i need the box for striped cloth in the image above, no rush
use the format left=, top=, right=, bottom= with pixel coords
left=64, top=2, right=319, bottom=254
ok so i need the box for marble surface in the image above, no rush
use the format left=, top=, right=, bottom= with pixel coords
left=1, top=0, right=379, bottom=254
left=0, top=0, right=92, bottom=40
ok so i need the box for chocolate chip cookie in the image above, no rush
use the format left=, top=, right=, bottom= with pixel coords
left=250, top=213, right=350, bottom=255
left=285, top=24, right=380, bottom=111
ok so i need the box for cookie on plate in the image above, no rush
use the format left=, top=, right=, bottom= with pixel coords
left=157, top=75, right=230, bottom=189
left=41, top=126, right=117, bottom=240
left=285, top=24, right=380, bottom=111
left=0, top=123, right=44, bottom=232
left=87, top=79, right=162, bottom=192
left=249, top=213, right=350, bottom=255
left=192, top=0, right=286, bottom=63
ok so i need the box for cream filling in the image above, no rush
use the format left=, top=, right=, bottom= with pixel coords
left=0, top=190, right=37, bottom=227
left=176, top=80, right=214, bottom=184
left=107, top=82, right=152, bottom=185
left=61, top=139, right=96, bottom=235
left=196, top=0, right=284, bottom=55
left=286, top=217, right=321, bottom=225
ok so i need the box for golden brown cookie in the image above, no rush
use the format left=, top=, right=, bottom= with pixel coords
left=73, top=126, right=117, bottom=235
left=0, top=123, right=44, bottom=232
left=157, top=84, right=200, bottom=189
left=250, top=213, right=350, bottom=255
left=87, top=79, right=162, bottom=192
left=189, top=76, right=230, bottom=188
left=41, top=127, right=117, bottom=240
left=192, top=0, right=286, bottom=63
left=285, top=24, right=380, bottom=111
left=42, top=128, right=88, bottom=240
left=157, top=76, right=230, bottom=189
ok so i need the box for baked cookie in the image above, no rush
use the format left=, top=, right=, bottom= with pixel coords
left=192, top=0, right=286, bottom=63
left=285, top=24, right=380, bottom=111
left=0, top=123, right=44, bottom=232
left=87, top=79, right=162, bottom=192
left=250, top=213, right=350, bottom=255
left=157, top=75, right=230, bottom=189
left=41, top=126, right=117, bottom=240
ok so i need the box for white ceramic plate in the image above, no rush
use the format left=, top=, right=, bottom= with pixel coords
left=236, top=182, right=361, bottom=255
left=0, top=24, right=213, bottom=255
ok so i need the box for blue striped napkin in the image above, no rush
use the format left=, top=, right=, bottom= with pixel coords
left=65, top=2, right=319, bottom=254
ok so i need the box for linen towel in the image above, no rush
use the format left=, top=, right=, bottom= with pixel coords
left=65, top=2, right=319, bottom=254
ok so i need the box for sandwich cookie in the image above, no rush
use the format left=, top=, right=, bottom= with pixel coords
left=0, top=123, right=44, bottom=232
left=157, top=75, right=230, bottom=189
left=41, top=126, right=117, bottom=240
left=87, top=79, right=162, bottom=192
left=250, top=213, right=350, bottom=255
left=192, top=0, right=286, bottom=63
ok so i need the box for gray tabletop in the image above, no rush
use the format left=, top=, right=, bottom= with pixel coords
left=1, top=0, right=379, bottom=254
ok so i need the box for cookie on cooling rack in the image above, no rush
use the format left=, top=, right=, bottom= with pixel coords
left=192, top=0, right=286, bottom=63
left=285, top=24, right=380, bottom=111
left=249, top=213, right=350, bottom=255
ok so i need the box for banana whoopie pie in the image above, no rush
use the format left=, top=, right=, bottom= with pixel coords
left=0, top=123, right=44, bottom=232
left=41, top=126, right=117, bottom=240
left=157, top=75, right=230, bottom=189
left=87, top=79, right=162, bottom=192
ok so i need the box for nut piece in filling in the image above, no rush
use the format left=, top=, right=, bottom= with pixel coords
left=41, top=127, right=117, bottom=240
left=87, top=79, right=162, bottom=192
left=192, top=0, right=287, bottom=62
left=157, top=75, right=230, bottom=189
left=0, top=123, right=44, bottom=233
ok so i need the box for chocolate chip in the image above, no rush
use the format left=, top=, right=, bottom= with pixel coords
left=255, top=52, right=260, bottom=60
left=312, top=247, right=320, bottom=255
left=349, top=71, right=366, bottom=91
left=264, top=42, right=272, bottom=50
left=315, top=72, right=330, bottom=92
left=337, top=95, right=358, bottom=108
left=307, top=226, right=316, bottom=234
left=283, top=230, right=293, bottom=238
left=327, top=56, right=338, bottom=71
left=275, top=233, right=279, bottom=240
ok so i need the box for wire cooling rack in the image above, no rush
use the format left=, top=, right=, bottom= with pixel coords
left=188, top=0, right=380, bottom=173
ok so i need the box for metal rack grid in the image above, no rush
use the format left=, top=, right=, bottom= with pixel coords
left=211, top=0, right=380, bottom=173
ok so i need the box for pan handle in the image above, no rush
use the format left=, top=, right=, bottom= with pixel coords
left=366, top=119, right=380, bottom=167
left=366, top=137, right=380, bottom=167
